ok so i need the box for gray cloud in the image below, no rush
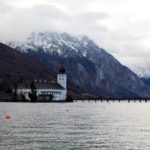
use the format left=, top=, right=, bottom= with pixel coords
left=0, top=0, right=150, bottom=76
left=0, top=3, right=109, bottom=41
left=31, top=4, right=66, bottom=19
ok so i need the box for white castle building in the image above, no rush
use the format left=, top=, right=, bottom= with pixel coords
left=16, top=64, right=67, bottom=101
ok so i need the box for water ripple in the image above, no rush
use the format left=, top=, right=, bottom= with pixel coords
left=0, top=102, right=150, bottom=150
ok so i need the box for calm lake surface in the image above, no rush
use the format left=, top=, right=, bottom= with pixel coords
left=0, top=101, right=150, bottom=150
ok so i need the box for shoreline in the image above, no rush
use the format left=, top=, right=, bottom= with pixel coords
left=0, top=99, right=149, bottom=103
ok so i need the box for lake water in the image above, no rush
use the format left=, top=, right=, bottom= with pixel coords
left=0, top=101, right=150, bottom=150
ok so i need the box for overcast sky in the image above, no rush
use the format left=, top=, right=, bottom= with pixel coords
left=0, top=0, right=150, bottom=76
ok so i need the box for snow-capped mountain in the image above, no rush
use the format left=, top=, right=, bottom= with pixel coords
left=7, top=32, right=106, bottom=57
left=7, top=32, right=150, bottom=98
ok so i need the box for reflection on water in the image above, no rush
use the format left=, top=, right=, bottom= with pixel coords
left=0, top=102, right=150, bottom=150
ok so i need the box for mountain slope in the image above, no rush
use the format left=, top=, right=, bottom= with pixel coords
left=141, top=78, right=150, bottom=86
left=7, top=32, right=150, bottom=98
left=0, top=43, right=84, bottom=98
left=0, top=42, right=56, bottom=81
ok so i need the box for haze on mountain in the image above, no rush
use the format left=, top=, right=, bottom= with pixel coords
left=0, top=0, right=150, bottom=77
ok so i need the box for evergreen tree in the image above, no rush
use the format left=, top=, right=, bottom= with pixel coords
left=29, top=81, right=37, bottom=102
left=12, top=81, right=18, bottom=101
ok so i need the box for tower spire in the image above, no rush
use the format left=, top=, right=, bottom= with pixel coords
left=59, top=62, right=66, bottom=74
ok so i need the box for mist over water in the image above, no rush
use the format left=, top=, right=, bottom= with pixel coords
left=0, top=102, right=150, bottom=150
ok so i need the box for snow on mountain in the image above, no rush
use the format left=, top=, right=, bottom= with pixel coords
left=7, top=32, right=103, bottom=57
left=6, top=31, right=150, bottom=98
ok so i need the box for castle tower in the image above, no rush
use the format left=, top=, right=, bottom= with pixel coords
left=57, top=63, right=67, bottom=89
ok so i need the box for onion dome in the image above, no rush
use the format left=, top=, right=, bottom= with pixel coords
left=59, top=63, right=66, bottom=74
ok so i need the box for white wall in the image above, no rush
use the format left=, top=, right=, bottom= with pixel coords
left=17, top=88, right=67, bottom=101
left=37, top=89, right=66, bottom=101
left=57, top=74, right=67, bottom=89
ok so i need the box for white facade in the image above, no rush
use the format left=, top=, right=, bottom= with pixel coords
left=57, top=74, right=67, bottom=89
left=17, top=72, right=67, bottom=101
